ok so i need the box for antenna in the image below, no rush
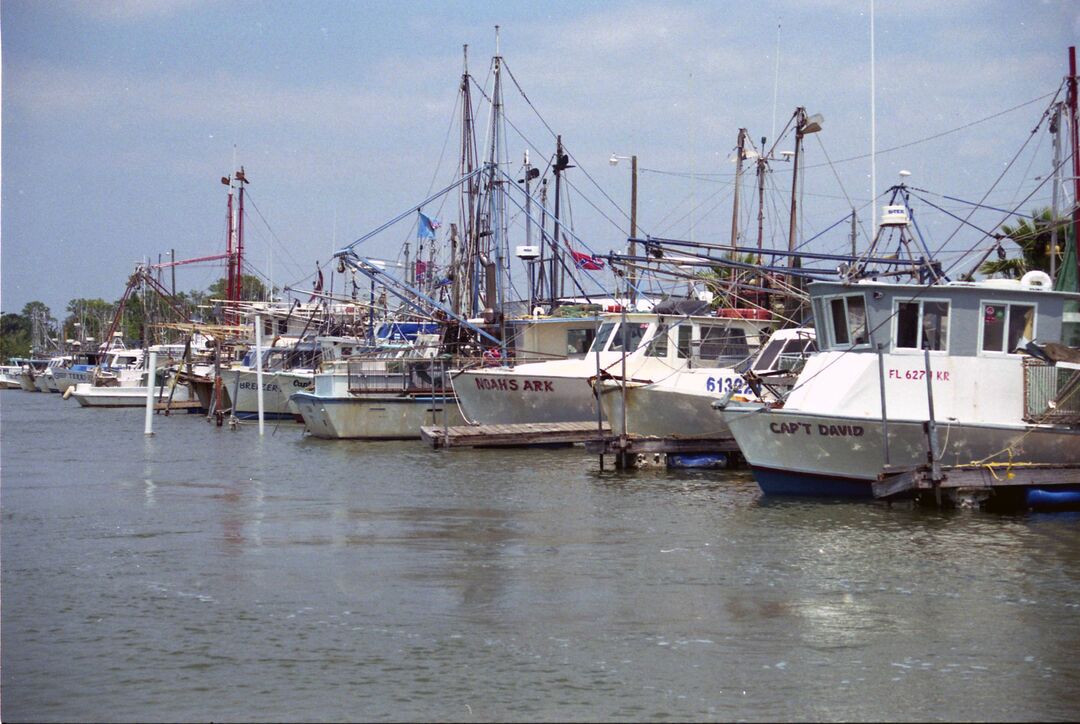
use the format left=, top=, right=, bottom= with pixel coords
left=771, top=19, right=781, bottom=143
left=870, top=0, right=877, bottom=237
left=494, top=25, right=500, bottom=56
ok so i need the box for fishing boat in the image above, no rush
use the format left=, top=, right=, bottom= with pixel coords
left=597, top=326, right=815, bottom=439
left=291, top=329, right=465, bottom=439
left=451, top=299, right=773, bottom=425
left=0, top=361, right=25, bottom=389
left=719, top=273, right=1080, bottom=499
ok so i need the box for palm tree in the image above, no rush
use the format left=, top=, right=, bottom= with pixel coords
left=979, top=208, right=1068, bottom=278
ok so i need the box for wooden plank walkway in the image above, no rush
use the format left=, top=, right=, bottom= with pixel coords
left=874, top=463, right=1080, bottom=500
left=154, top=400, right=204, bottom=412
left=420, top=421, right=610, bottom=449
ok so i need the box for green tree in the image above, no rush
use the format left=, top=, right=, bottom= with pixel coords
left=63, top=298, right=116, bottom=348
left=207, top=274, right=269, bottom=302
left=979, top=208, right=1070, bottom=279
left=0, top=312, right=31, bottom=359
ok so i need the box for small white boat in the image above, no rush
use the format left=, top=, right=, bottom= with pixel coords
left=70, top=376, right=193, bottom=407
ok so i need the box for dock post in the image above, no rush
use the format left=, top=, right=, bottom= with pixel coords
left=255, top=314, right=265, bottom=435
left=595, top=317, right=605, bottom=471
left=876, top=343, right=890, bottom=465
left=144, top=349, right=158, bottom=436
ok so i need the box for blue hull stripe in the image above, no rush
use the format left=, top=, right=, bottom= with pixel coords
left=751, top=465, right=876, bottom=499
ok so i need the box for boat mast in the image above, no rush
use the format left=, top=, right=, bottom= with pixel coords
left=730, top=128, right=747, bottom=249
left=224, top=173, right=235, bottom=325
left=1068, top=45, right=1079, bottom=285
left=454, top=44, right=478, bottom=317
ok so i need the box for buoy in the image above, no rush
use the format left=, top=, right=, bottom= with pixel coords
left=62, top=386, right=74, bottom=400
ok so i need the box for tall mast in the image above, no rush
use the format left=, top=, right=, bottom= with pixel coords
left=236, top=166, right=246, bottom=305
left=1069, top=45, right=1079, bottom=286
left=730, top=128, right=747, bottom=248
left=224, top=173, right=235, bottom=325
left=454, top=44, right=478, bottom=317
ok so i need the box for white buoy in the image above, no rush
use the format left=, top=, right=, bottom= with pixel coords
left=255, top=314, right=265, bottom=435
left=144, top=349, right=158, bottom=436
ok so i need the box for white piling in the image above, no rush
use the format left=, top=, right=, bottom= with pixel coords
left=144, top=349, right=158, bottom=436
left=255, top=314, right=265, bottom=435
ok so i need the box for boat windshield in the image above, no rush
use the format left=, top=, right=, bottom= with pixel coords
left=609, top=321, right=650, bottom=352
left=588, top=322, right=617, bottom=353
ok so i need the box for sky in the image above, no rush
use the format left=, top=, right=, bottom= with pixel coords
left=2, top=0, right=1079, bottom=319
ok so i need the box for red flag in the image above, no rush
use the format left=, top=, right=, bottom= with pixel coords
left=570, top=249, right=603, bottom=271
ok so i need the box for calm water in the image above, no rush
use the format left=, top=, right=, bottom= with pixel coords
left=2, top=391, right=1080, bottom=722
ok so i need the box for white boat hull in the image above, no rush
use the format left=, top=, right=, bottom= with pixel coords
left=225, top=369, right=302, bottom=420
left=598, top=369, right=751, bottom=438
left=452, top=369, right=599, bottom=425
left=292, top=392, right=464, bottom=439
left=723, top=405, right=1080, bottom=498
left=70, top=382, right=192, bottom=408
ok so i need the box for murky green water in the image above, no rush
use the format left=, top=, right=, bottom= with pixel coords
left=3, top=391, right=1079, bottom=721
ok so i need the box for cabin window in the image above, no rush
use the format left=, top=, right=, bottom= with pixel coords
left=827, top=294, right=869, bottom=348
left=980, top=302, right=1035, bottom=354
left=696, top=327, right=750, bottom=365
left=1063, top=301, right=1080, bottom=347
left=589, top=323, right=616, bottom=353
left=677, top=325, right=692, bottom=359
left=610, top=322, right=649, bottom=352
left=895, top=300, right=949, bottom=351
left=646, top=324, right=669, bottom=358
left=263, top=318, right=274, bottom=336
left=565, top=328, right=595, bottom=356
left=278, top=319, right=289, bottom=334
left=751, top=338, right=785, bottom=371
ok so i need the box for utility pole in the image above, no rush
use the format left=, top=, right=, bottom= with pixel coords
left=1050, top=101, right=1063, bottom=282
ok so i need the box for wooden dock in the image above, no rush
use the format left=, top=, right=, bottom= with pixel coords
left=153, top=400, right=204, bottom=413
left=420, top=421, right=610, bottom=449
left=874, top=462, right=1080, bottom=509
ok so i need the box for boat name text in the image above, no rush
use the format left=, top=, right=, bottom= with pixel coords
left=474, top=377, right=554, bottom=392
left=769, top=421, right=865, bottom=437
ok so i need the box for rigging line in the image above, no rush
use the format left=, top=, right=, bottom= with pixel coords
left=813, top=134, right=875, bottom=246
left=929, top=108, right=1062, bottom=261
left=802, top=89, right=1061, bottom=170
left=656, top=180, right=735, bottom=238
left=243, top=193, right=307, bottom=277
left=561, top=175, right=635, bottom=237
left=500, top=61, right=643, bottom=236
left=906, top=190, right=1009, bottom=240
left=908, top=187, right=1042, bottom=219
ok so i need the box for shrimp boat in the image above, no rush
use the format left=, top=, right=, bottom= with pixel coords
left=597, top=326, right=815, bottom=439
left=451, top=300, right=773, bottom=426
left=719, top=272, right=1080, bottom=499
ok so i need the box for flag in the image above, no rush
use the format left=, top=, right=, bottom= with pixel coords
left=415, top=260, right=428, bottom=279
left=570, top=249, right=604, bottom=271
left=562, top=232, right=604, bottom=271
left=418, top=212, right=441, bottom=240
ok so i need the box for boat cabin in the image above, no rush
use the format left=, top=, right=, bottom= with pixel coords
left=810, top=275, right=1080, bottom=358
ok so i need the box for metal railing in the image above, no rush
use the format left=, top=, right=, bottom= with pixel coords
left=1023, top=358, right=1080, bottom=424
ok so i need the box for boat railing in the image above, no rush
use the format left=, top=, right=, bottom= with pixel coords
left=347, top=356, right=456, bottom=395
left=1023, top=358, right=1080, bottom=424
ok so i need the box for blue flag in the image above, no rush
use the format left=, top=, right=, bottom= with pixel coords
left=418, top=212, right=440, bottom=240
